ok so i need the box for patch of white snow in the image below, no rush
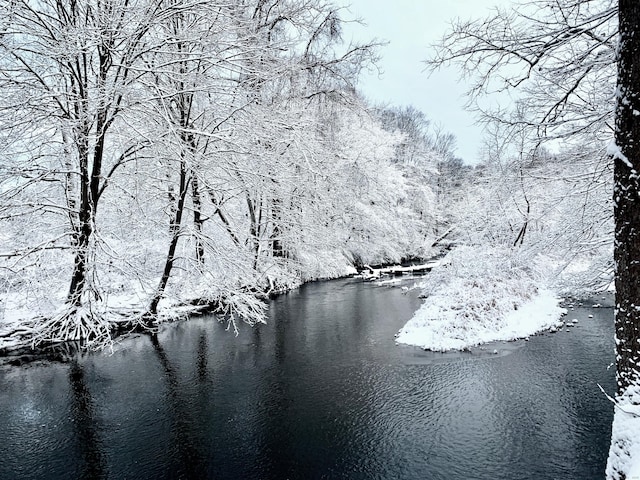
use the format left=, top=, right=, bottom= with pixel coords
left=606, top=383, right=640, bottom=479
left=396, top=287, right=566, bottom=352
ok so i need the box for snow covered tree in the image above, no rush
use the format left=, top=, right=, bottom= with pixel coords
left=426, top=1, right=640, bottom=476
left=430, top=0, right=616, bottom=144
left=0, top=0, right=172, bottom=341
left=375, top=105, right=453, bottom=242
left=105, top=0, right=389, bottom=318
left=0, top=0, right=439, bottom=349
left=428, top=0, right=616, bottom=254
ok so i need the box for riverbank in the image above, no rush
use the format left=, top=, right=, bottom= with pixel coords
left=0, top=264, right=359, bottom=355
left=394, top=246, right=589, bottom=352
left=0, top=257, right=432, bottom=355
left=396, top=287, right=567, bottom=351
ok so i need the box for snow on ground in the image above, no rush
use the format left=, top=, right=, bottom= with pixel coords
left=606, top=384, right=640, bottom=479
left=396, top=246, right=567, bottom=351
left=396, top=286, right=565, bottom=351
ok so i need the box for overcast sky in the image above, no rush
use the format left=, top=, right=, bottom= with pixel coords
left=339, top=0, right=512, bottom=164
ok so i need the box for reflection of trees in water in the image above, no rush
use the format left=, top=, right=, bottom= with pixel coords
left=3, top=341, right=82, bottom=367
left=68, top=360, right=107, bottom=479
left=255, top=308, right=295, bottom=476
left=150, top=333, right=207, bottom=478
left=196, top=332, right=208, bottom=382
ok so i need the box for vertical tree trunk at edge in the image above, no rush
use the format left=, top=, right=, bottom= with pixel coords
left=614, top=0, right=640, bottom=396
left=608, top=3, right=640, bottom=479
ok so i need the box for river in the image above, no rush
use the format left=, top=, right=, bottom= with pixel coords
left=0, top=277, right=615, bottom=479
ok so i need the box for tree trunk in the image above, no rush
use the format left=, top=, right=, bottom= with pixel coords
left=209, top=191, right=241, bottom=247
left=67, top=131, right=93, bottom=306
left=67, top=229, right=91, bottom=307
left=61, top=128, right=80, bottom=244
left=192, top=174, right=205, bottom=265
left=613, top=0, right=640, bottom=396
left=67, top=30, right=111, bottom=308
left=148, top=162, right=190, bottom=316
left=246, top=194, right=262, bottom=270
left=271, top=198, right=285, bottom=257
left=608, top=7, right=640, bottom=478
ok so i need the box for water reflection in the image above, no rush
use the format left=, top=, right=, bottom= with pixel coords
left=0, top=280, right=616, bottom=479
left=196, top=332, right=208, bottom=382
left=150, top=334, right=209, bottom=479
left=68, top=360, right=107, bottom=480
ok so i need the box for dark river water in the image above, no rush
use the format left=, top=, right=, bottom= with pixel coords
left=0, top=277, right=615, bottom=479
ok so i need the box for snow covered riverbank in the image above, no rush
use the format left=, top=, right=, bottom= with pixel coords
left=0, top=262, right=361, bottom=354
left=395, top=247, right=568, bottom=352
left=396, top=287, right=566, bottom=351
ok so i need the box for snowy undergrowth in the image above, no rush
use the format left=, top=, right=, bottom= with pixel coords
left=396, top=246, right=566, bottom=351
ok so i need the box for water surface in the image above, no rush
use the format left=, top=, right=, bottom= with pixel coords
left=0, top=278, right=615, bottom=479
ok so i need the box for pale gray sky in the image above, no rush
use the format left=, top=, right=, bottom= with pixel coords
left=339, top=0, right=512, bottom=164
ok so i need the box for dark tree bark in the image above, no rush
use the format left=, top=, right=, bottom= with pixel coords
left=68, top=41, right=112, bottom=305
left=614, top=0, right=640, bottom=396
left=148, top=162, right=191, bottom=316
left=56, top=1, right=156, bottom=308
left=192, top=175, right=206, bottom=265
left=246, top=194, right=262, bottom=270
left=270, top=198, right=285, bottom=258
left=67, top=126, right=93, bottom=306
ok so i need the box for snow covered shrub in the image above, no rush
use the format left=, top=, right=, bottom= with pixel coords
left=417, top=246, right=543, bottom=323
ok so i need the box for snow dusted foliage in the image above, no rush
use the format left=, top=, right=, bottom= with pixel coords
left=393, top=0, right=617, bottom=357
left=449, top=137, right=613, bottom=295
left=327, top=106, right=438, bottom=266
left=423, top=0, right=616, bottom=294
left=427, top=0, right=616, bottom=292
left=396, top=246, right=565, bottom=351
left=429, top=0, right=616, bottom=146
left=0, top=1, right=443, bottom=349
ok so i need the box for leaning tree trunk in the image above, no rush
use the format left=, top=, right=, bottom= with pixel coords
left=192, top=174, right=205, bottom=265
left=148, top=161, right=190, bottom=317
left=607, top=2, right=640, bottom=479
